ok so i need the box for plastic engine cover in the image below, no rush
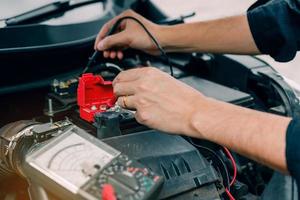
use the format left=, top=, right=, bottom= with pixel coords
left=104, top=130, right=222, bottom=200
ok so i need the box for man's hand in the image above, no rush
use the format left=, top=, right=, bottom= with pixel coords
left=113, top=67, right=291, bottom=173
left=113, top=67, right=206, bottom=135
left=100, top=10, right=289, bottom=174
left=94, top=10, right=162, bottom=59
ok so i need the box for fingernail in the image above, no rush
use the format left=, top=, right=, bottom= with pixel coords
left=97, top=41, right=104, bottom=50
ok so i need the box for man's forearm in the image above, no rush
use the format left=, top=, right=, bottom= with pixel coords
left=189, top=97, right=292, bottom=173
left=159, top=14, right=260, bottom=55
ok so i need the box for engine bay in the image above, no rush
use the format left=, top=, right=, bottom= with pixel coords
left=1, top=49, right=299, bottom=200
left=1, top=0, right=300, bottom=200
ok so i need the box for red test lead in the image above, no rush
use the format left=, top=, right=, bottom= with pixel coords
left=102, top=184, right=117, bottom=200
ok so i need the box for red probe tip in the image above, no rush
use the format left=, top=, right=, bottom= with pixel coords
left=102, top=184, right=117, bottom=200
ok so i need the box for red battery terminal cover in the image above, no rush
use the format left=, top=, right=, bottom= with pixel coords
left=77, top=73, right=116, bottom=122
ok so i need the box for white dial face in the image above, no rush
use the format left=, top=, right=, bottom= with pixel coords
left=32, top=132, right=115, bottom=193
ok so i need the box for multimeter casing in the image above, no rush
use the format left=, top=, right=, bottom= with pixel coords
left=21, top=125, right=163, bottom=200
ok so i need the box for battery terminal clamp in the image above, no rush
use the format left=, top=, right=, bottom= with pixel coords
left=77, top=73, right=116, bottom=122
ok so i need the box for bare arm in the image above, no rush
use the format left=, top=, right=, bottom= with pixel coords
left=96, top=11, right=260, bottom=58
left=190, top=97, right=291, bottom=173
left=159, top=15, right=260, bottom=55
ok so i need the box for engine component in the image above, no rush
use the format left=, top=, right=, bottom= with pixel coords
left=180, top=76, right=254, bottom=107
left=104, top=131, right=223, bottom=200
left=52, top=78, right=79, bottom=96
left=0, top=120, right=38, bottom=181
left=94, top=111, right=122, bottom=139
left=1, top=20, right=296, bottom=199
left=0, top=120, right=74, bottom=183
left=2, top=0, right=298, bottom=199
left=77, top=73, right=116, bottom=122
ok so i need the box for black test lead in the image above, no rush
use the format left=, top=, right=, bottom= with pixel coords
left=83, top=16, right=174, bottom=77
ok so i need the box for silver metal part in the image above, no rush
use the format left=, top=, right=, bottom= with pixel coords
left=107, top=104, right=123, bottom=112
left=0, top=121, right=38, bottom=180
left=105, top=62, right=123, bottom=72
left=5, top=126, right=34, bottom=157
left=48, top=99, right=54, bottom=123
left=0, top=20, right=6, bottom=28
left=48, top=99, right=53, bottom=114
left=28, top=180, right=49, bottom=200
left=0, top=120, right=72, bottom=181
left=32, top=120, right=72, bottom=143
left=145, top=60, right=151, bottom=66
left=107, top=104, right=135, bottom=115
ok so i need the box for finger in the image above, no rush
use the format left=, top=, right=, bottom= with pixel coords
left=120, top=21, right=126, bottom=30
left=99, top=12, right=128, bottom=38
left=117, top=95, right=136, bottom=110
left=117, top=51, right=124, bottom=60
left=135, top=110, right=151, bottom=125
left=97, top=31, right=129, bottom=51
left=94, top=22, right=110, bottom=49
left=95, top=10, right=135, bottom=49
left=94, top=14, right=124, bottom=49
left=113, top=68, right=143, bottom=85
left=110, top=51, right=117, bottom=59
left=103, top=51, right=110, bottom=58
left=113, top=81, right=137, bottom=97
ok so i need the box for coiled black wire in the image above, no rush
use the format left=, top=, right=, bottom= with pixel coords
left=83, top=16, right=174, bottom=77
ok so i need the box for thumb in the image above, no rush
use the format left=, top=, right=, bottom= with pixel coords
left=97, top=32, right=130, bottom=51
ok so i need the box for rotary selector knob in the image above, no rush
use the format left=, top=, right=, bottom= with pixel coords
left=111, top=171, right=140, bottom=191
